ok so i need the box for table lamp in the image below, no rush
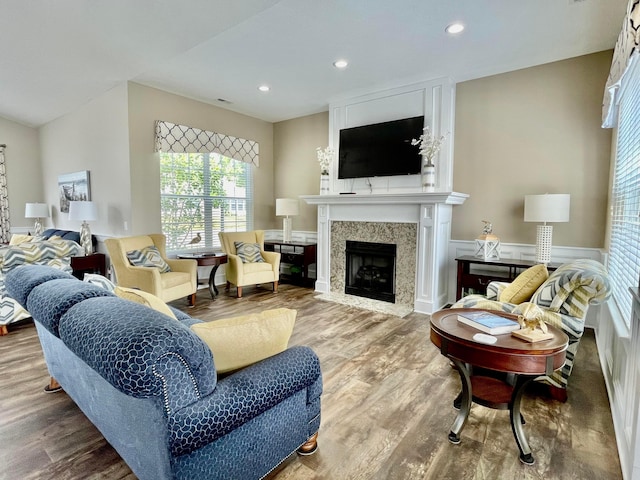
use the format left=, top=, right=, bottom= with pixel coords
left=524, top=194, right=570, bottom=264
left=276, top=198, right=299, bottom=243
left=25, top=203, right=49, bottom=235
left=69, top=201, right=97, bottom=255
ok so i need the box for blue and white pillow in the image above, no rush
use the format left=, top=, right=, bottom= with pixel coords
left=126, top=246, right=172, bottom=273
left=234, top=241, right=264, bottom=263
left=83, top=273, right=116, bottom=292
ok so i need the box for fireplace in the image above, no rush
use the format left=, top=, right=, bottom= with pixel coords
left=345, top=240, right=396, bottom=303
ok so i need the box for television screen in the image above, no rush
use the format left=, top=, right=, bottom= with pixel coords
left=338, top=116, right=424, bottom=179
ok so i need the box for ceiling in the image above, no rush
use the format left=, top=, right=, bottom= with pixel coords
left=1, top=0, right=627, bottom=128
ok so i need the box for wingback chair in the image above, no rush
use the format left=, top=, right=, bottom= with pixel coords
left=105, top=234, right=197, bottom=304
left=451, top=258, right=610, bottom=401
left=218, top=230, right=280, bottom=298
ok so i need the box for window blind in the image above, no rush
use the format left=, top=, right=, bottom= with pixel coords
left=608, top=57, right=640, bottom=327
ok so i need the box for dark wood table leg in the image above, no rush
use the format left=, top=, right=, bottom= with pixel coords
left=448, top=358, right=472, bottom=444
left=208, top=264, right=221, bottom=299
left=510, top=375, right=535, bottom=464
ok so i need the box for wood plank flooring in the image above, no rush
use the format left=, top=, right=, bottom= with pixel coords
left=0, top=283, right=622, bottom=479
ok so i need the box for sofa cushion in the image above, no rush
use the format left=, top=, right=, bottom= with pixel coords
left=114, top=286, right=177, bottom=320
left=126, top=246, right=172, bottom=273
left=190, top=308, right=296, bottom=373
left=499, top=264, right=548, bottom=304
left=5, top=265, right=76, bottom=309
left=234, top=241, right=264, bottom=263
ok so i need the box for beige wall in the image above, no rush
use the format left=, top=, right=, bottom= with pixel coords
left=0, top=116, right=42, bottom=231
left=39, top=83, right=131, bottom=235
left=273, top=112, right=329, bottom=232
left=452, top=50, right=613, bottom=248
left=127, top=83, right=276, bottom=235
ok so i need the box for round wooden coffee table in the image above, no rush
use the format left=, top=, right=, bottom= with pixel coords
left=177, top=253, right=227, bottom=299
left=430, top=308, right=568, bottom=465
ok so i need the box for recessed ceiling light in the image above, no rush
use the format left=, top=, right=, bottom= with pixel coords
left=258, top=85, right=270, bottom=92
left=445, top=23, right=465, bottom=34
left=333, top=59, right=349, bottom=69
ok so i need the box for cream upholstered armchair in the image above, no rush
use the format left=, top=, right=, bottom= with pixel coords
left=218, top=230, right=280, bottom=298
left=105, top=234, right=197, bottom=304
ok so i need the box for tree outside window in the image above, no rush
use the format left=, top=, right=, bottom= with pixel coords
left=160, top=152, right=253, bottom=252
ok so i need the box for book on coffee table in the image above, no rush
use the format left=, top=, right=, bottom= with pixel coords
left=457, top=311, right=520, bottom=335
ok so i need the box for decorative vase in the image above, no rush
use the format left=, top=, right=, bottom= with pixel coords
left=320, top=174, right=330, bottom=195
left=422, top=163, right=435, bottom=192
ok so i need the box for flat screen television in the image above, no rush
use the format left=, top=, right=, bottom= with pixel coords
left=338, top=115, right=424, bottom=179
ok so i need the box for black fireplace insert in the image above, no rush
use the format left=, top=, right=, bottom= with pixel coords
left=344, top=240, right=396, bottom=303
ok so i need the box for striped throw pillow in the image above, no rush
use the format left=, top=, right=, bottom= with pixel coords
left=126, top=246, right=172, bottom=273
left=234, top=241, right=264, bottom=263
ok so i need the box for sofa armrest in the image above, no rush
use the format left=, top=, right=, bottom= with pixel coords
left=167, top=345, right=322, bottom=457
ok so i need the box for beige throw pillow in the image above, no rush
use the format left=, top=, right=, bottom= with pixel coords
left=499, top=264, right=549, bottom=304
left=190, top=308, right=297, bottom=373
left=114, top=286, right=177, bottom=320
left=9, top=234, right=34, bottom=245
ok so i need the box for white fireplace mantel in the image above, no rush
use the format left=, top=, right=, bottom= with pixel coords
left=301, top=191, right=468, bottom=314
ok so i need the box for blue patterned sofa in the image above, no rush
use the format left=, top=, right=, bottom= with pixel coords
left=5, top=265, right=322, bottom=480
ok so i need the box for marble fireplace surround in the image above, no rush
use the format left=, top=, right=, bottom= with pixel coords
left=301, top=192, right=468, bottom=314
left=331, top=221, right=416, bottom=307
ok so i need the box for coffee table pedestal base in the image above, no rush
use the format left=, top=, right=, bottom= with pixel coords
left=448, top=358, right=536, bottom=465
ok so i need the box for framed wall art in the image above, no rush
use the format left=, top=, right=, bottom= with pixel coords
left=58, top=170, right=91, bottom=213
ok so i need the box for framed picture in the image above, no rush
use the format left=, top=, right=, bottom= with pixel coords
left=58, top=170, right=91, bottom=213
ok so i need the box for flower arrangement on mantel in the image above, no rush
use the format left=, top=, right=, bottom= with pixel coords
left=316, top=146, right=334, bottom=175
left=411, top=126, right=447, bottom=167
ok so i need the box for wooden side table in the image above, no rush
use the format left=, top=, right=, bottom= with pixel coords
left=71, top=253, right=107, bottom=279
left=264, top=240, right=317, bottom=287
left=177, top=253, right=227, bottom=299
left=430, top=308, right=568, bottom=464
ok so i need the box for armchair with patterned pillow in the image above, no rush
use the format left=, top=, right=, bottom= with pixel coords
left=451, top=258, right=610, bottom=401
left=105, top=234, right=197, bottom=305
left=218, top=230, right=280, bottom=298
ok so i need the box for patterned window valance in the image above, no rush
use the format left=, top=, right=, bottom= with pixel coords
left=602, top=0, right=640, bottom=128
left=155, top=121, right=259, bottom=166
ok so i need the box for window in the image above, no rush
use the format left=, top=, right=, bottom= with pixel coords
left=608, top=58, right=640, bottom=327
left=160, top=152, right=253, bottom=252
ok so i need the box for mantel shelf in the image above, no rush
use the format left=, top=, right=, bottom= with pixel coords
left=301, top=191, right=468, bottom=206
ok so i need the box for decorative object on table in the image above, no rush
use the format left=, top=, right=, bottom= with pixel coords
left=316, top=146, right=334, bottom=195
left=456, top=310, right=520, bottom=335
left=68, top=200, right=97, bottom=255
left=189, top=232, right=202, bottom=252
left=58, top=170, right=91, bottom=213
left=474, top=220, right=501, bottom=260
left=276, top=198, right=299, bottom=242
left=411, top=126, right=447, bottom=192
left=524, top=194, right=570, bottom=264
left=512, top=304, right=554, bottom=342
left=24, top=203, right=49, bottom=235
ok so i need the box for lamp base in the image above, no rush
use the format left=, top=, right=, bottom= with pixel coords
left=33, top=219, right=43, bottom=236
left=535, top=224, right=553, bottom=264
left=80, top=221, right=93, bottom=255
left=282, top=217, right=292, bottom=243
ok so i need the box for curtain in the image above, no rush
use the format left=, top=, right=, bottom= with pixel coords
left=155, top=121, right=259, bottom=166
left=0, top=145, right=11, bottom=243
left=602, top=0, right=640, bottom=128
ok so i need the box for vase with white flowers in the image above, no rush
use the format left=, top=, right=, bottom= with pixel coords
left=411, top=126, right=447, bottom=192
left=316, top=146, right=334, bottom=195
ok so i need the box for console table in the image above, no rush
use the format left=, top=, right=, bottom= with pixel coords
left=430, top=308, right=568, bottom=464
left=455, top=256, right=560, bottom=300
left=264, top=241, right=316, bottom=287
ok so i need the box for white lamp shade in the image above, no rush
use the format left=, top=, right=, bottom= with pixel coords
left=69, top=201, right=98, bottom=222
left=276, top=198, right=299, bottom=217
left=524, top=194, right=570, bottom=223
left=25, top=203, right=49, bottom=219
